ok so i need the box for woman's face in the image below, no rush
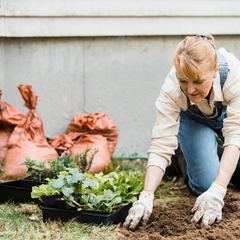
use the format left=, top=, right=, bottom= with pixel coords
left=177, top=64, right=219, bottom=103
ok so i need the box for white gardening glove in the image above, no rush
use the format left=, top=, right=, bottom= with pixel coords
left=122, top=191, right=154, bottom=230
left=191, top=182, right=227, bottom=226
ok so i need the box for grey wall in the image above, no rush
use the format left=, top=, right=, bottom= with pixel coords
left=1, top=35, right=240, bottom=156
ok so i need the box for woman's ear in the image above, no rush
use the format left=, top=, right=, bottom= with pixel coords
left=215, top=63, right=220, bottom=75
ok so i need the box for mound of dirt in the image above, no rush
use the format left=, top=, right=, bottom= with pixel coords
left=119, top=193, right=240, bottom=240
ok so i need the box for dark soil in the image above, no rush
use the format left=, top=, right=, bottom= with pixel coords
left=118, top=193, right=240, bottom=240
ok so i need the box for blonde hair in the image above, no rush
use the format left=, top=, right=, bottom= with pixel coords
left=173, top=33, right=218, bottom=80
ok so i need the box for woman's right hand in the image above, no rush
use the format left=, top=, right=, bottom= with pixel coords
left=122, top=191, right=154, bottom=230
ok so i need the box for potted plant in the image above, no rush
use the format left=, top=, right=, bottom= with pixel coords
left=30, top=148, right=98, bottom=206
left=21, top=153, right=77, bottom=183
left=21, top=147, right=98, bottom=182
left=0, top=152, right=77, bottom=204
left=48, top=168, right=96, bottom=209
left=0, top=148, right=98, bottom=204
left=39, top=167, right=144, bottom=225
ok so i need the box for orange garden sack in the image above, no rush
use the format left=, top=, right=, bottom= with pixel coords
left=0, top=90, right=24, bottom=161
left=66, top=112, right=118, bottom=156
left=48, top=134, right=74, bottom=154
left=2, top=85, right=58, bottom=179
left=49, top=112, right=118, bottom=174
left=49, top=132, right=112, bottom=174
left=68, top=133, right=111, bottom=174
left=0, top=127, right=11, bottom=162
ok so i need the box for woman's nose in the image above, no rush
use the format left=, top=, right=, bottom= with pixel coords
left=187, top=85, right=195, bottom=94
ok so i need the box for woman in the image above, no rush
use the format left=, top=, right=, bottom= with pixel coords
left=123, top=34, right=240, bottom=230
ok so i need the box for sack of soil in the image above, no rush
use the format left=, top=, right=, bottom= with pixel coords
left=0, top=90, right=24, bottom=161
left=2, top=85, right=58, bottom=180
left=48, top=134, right=74, bottom=154
left=49, top=132, right=111, bottom=174
left=66, top=112, right=118, bottom=156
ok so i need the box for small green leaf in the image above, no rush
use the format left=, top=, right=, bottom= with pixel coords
left=61, top=185, right=74, bottom=197
left=67, top=168, right=80, bottom=175
left=110, top=197, right=122, bottom=206
left=66, top=200, right=75, bottom=208
left=83, top=178, right=96, bottom=187
left=31, top=184, right=61, bottom=200
left=72, top=173, right=85, bottom=183
left=59, top=171, right=69, bottom=176
left=37, top=161, right=46, bottom=170
left=106, top=172, right=119, bottom=180
left=65, top=175, right=73, bottom=184
left=52, top=179, right=65, bottom=189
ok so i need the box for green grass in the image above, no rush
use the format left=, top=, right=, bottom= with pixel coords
left=0, top=202, right=120, bottom=240
left=112, top=158, right=147, bottom=173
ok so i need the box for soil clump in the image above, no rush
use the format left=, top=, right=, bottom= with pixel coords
left=119, top=193, right=240, bottom=240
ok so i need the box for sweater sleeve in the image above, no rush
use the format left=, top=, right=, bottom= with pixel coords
left=220, top=48, right=240, bottom=149
left=147, top=88, right=181, bottom=172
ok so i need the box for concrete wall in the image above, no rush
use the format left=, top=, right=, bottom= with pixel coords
left=2, top=35, right=240, bottom=156
left=1, top=0, right=240, bottom=156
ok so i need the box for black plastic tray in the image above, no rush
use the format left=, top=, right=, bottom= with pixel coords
left=42, top=194, right=62, bottom=208
left=21, top=175, right=47, bottom=185
left=0, top=179, right=42, bottom=203
left=41, top=203, right=132, bottom=225
left=56, top=198, right=74, bottom=211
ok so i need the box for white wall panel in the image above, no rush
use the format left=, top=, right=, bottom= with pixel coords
left=1, top=0, right=240, bottom=37
left=3, top=0, right=240, bottom=17
left=3, top=16, right=240, bottom=37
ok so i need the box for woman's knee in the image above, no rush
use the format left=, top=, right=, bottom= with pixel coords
left=187, top=169, right=217, bottom=195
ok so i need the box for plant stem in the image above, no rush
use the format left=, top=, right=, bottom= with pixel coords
left=72, top=200, right=85, bottom=207
left=78, top=182, right=83, bottom=203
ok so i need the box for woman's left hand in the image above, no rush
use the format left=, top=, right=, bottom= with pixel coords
left=191, top=182, right=226, bottom=226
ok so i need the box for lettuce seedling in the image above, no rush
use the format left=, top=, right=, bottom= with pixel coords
left=48, top=168, right=96, bottom=208
left=31, top=178, right=62, bottom=201
left=31, top=167, right=145, bottom=212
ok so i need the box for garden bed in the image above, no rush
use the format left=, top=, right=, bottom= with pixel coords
left=119, top=193, right=240, bottom=240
